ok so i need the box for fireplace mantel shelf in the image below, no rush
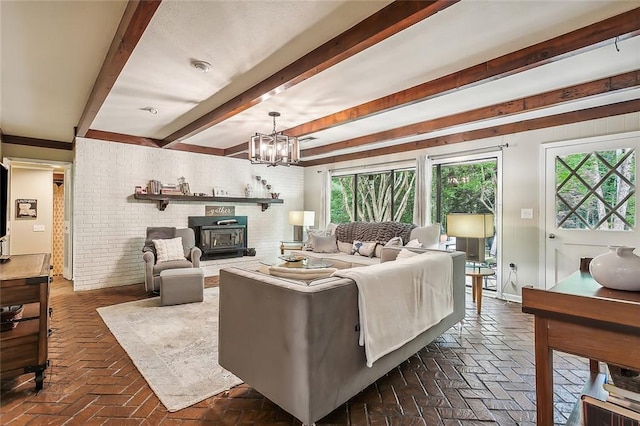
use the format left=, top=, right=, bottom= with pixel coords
left=133, top=193, right=283, bottom=211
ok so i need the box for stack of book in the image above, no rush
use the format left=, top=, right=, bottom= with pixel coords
left=160, top=184, right=182, bottom=195
left=604, top=382, right=640, bottom=413
left=581, top=367, right=640, bottom=425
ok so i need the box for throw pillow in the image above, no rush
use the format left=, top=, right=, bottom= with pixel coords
left=311, top=234, right=338, bottom=253
left=351, top=240, right=377, bottom=257
left=337, top=240, right=352, bottom=254
left=152, top=237, right=185, bottom=263
left=384, top=236, right=403, bottom=248
left=405, top=238, right=423, bottom=248
left=305, top=229, right=327, bottom=250
left=396, top=248, right=419, bottom=259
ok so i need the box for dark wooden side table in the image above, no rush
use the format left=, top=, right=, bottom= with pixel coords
left=522, top=271, right=640, bottom=426
left=465, top=267, right=495, bottom=314
left=0, top=253, right=52, bottom=390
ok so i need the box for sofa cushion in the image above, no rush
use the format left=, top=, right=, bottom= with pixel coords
left=351, top=240, right=377, bottom=257
left=152, top=259, right=193, bottom=274
left=311, top=234, right=338, bottom=253
left=153, top=237, right=185, bottom=262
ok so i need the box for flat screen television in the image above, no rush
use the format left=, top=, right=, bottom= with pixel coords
left=0, top=163, right=8, bottom=242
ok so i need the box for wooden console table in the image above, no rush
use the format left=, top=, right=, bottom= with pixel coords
left=522, top=271, right=640, bottom=426
left=0, top=253, right=52, bottom=390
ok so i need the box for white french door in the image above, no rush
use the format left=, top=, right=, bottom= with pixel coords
left=543, top=133, right=640, bottom=288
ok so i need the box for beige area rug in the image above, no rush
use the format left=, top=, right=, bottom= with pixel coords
left=97, top=287, right=242, bottom=412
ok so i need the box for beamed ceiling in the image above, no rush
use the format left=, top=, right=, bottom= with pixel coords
left=1, top=1, right=639, bottom=167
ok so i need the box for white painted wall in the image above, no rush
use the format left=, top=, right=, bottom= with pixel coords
left=304, top=112, right=640, bottom=299
left=73, top=138, right=304, bottom=291
left=9, top=165, right=53, bottom=255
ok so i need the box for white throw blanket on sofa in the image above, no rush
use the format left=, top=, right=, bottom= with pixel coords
left=332, top=252, right=453, bottom=367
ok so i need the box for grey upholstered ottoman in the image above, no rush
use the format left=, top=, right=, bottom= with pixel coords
left=159, top=267, right=204, bottom=306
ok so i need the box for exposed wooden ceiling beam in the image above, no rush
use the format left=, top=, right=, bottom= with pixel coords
left=2, top=134, right=73, bottom=151
left=302, top=70, right=640, bottom=158
left=288, top=7, right=640, bottom=138
left=160, top=0, right=459, bottom=147
left=169, top=144, right=224, bottom=157
left=224, top=143, right=248, bottom=157
left=85, top=129, right=161, bottom=147
left=75, top=0, right=162, bottom=137
left=85, top=130, right=224, bottom=156
left=300, top=99, right=640, bottom=167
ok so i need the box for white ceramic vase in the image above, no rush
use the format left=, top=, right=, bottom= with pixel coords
left=589, top=246, right=640, bottom=291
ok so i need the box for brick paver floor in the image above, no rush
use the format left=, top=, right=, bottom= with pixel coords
left=0, top=276, right=589, bottom=425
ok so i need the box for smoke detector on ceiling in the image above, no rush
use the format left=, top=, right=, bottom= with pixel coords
left=190, top=60, right=211, bottom=73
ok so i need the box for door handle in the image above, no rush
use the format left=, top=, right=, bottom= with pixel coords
left=548, top=233, right=556, bottom=239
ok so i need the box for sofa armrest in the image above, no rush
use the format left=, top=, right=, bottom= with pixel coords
left=189, top=247, right=202, bottom=267
left=143, top=251, right=155, bottom=291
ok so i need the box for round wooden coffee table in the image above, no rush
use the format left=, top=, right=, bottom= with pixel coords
left=465, top=267, right=495, bottom=315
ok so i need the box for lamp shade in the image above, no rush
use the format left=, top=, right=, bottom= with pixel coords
left=446, top=213, right=494, bottom=238
left=288, top=211, right=315, bottom=227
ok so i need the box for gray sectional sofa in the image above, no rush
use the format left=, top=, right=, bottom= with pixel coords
left=218, top=246, right=465, bottom=425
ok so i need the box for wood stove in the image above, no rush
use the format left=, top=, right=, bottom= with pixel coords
left=188, top=216, right=248, bottom=260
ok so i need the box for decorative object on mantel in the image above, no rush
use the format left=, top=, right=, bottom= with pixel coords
left=148, top=180, right=161, bottom=195
left=589, top=246, right=640, bottom=291
left=249, top=111, right=300, bottom=167
left=213, top=188, right=230, bottom=197
left=271, top=193, right=280, bottom=199
left=178, top=176, right=191, bottom=195
left=206, top=206, right=235, bottom=216
left=244, top=184, right=253, bottom=198
left=161, top=184, right=182, bottom=195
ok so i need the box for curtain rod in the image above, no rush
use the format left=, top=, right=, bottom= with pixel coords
left=428, top=143, right=509, bottom=161
left=321, top=158, right=416, bottom=174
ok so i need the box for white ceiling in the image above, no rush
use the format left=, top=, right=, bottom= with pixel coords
left=1, top=0, right=639, bottom=164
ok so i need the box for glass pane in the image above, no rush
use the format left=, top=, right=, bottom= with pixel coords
left=392, top=169, right=415, bottom=223
left=330, top=175, right=354, bottom=223
left=432, top=161, right=497, bottom=229
left=356, top=172, right=392, bottom=222
left=555, top=149, right=635, bottom=230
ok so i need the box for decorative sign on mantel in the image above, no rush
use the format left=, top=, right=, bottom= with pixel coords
left=206, top=206, right=235, bottom=216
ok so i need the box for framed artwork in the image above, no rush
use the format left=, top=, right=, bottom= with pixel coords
left=16, top=198, right=37, bottom=219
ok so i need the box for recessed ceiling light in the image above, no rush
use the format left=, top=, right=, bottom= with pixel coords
left=190, top=60, right=211, bottom=73
left=140, top=107, right=159, bottom=115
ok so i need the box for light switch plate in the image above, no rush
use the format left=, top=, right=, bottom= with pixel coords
left=521, top=208, right=534, bottom=219
left=33, top=224, right=45, bottom=232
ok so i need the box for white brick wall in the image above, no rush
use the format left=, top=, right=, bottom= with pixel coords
left=73, top=138, right=304, bottom=291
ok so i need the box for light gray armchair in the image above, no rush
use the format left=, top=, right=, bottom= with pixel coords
left=142, top=227, right=202, bottom=293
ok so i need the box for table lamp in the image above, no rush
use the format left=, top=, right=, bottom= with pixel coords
left=446, top=213, right=494, bottom=268
left=289, top=211, right=315, bottom=242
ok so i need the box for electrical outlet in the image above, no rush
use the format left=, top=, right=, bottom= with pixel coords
left=509, top=262, right=517, bottom=272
